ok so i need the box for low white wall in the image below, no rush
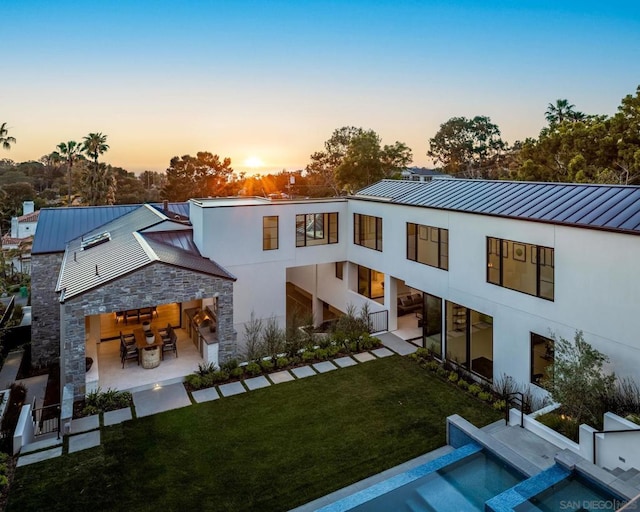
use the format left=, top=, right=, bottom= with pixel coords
left=205, top=342, right=219, bottom=368
left=596, top=413, right=640, bottom=471
left=13, top=404, right=34, bottom=455
left=508, top=408, right=581, bottom=454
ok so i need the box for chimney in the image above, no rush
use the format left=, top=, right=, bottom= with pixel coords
left=163, top=200, right=169, bottom=211
left=23, top=201, right=35, bottom=215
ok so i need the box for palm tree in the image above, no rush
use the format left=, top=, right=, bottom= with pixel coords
left=545, top=99, right=583, bottom=125
left=0, top=122, right=16, bottom=150
left=82, top=133, right=109, bottom=204
left=57, top=141, right=82, bottom=205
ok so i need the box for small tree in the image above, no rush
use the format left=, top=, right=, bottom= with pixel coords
left=546, top=331, right=615, bottom=426
left=243, top=312, right=264, bottom=361
left=262, top=316, right=285, bottom=359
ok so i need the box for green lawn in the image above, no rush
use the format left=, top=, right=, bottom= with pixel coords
left=7, top=356, right=500, bottom=512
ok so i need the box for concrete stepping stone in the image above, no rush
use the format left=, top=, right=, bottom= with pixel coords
left=0, top=350, right=22, bottom=388
left=70, top=415, right=100, bottom=434
left=291, top=366, right=316, bottom=379
left=21, top=435, right=62, bottom=455
left=244, top=376, right=270, bottom=391
left=17, top=446, right=63, bottom=467
left=312, top=361, right=337, bottom=373
left=353, top=352, right=376, bottom=363
left=218, top=381, right=246, bottom=397
left=104, top=407, right=132, bottom=426
left=68, top=430, right=101, bottom=454
left=192, top=387, right=220, bottom=403
left=372, top=347, right=394, bottom=358
left=268, top=371, right=295, bottom=384
left=133, top=383, right=191, bottom=418
left=333, top=356, right=358, bottom=368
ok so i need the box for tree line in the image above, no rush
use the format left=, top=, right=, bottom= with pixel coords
left=1, top=84, right=638, bottom=229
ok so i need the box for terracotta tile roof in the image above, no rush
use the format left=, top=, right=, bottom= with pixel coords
left=16, top=211, right=40, bottom=223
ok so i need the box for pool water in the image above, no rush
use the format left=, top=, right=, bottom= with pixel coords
left=514, top=475, right=625, bottom=512
left=351, top=451, right=524, bottom=511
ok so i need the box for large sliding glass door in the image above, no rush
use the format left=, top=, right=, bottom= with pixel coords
left=422, top=293, right=442, bottom=358
left=445, top=301, right=494, bottom=381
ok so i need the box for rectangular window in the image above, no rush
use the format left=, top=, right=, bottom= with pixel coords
left=531, top=333, right=554, bottom=389
left=357, top=265, right=384, bottom=301
left=423, top=293, right=442, bottom=358
left=406, top=223, right=449, bottom=270
left=296, top=212, right=339, bottom=247
left=262, top=216, right=278, bottom=250
left=486, top=237, right=554, bottom=300
left=354, top=213, right=382, bottom=251
left=445, top=301, right=494, bottom=381
left=335, top=261, right=344, bottom=280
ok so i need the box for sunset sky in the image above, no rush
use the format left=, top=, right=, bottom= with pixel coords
left=2, top=1, right=639, bottom=174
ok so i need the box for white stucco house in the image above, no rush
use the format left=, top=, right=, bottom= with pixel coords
left=190, top=178, right=640, bottom=392
left=1, top=200, right=39, bottom=275
left=30, top=179, right=640, bottom=398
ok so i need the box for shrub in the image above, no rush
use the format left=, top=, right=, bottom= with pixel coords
left=301, top=350, right=316, bottom=362
left=0, top=474, right=8, bottom=489
left=83, top=387, right=131, bottom=414
left=457, top=379, right=469, bottom=390
left=425, top=361, right=440, bottom=372
left=230, top=367, right=244, bottom=379
left=260, top=359, right=274, bottom=372
left=436, top=367, right=448, bottom=378
left=478, top=391, right=492, bottom=401
left=185, top=374, right=203, bottom=390
left=221, top=359, right=239, bottom=372
left=468, top=384, right=482, bottom=396
left=245, top=362, right=262, bottom=376
left=414, top=348, right=431, bottom=360
left=493, top=400, right=506, bottom=411
left=276, top=357, right=289, bottom=369
left=448, top=371, right=459, bottom=383
left=197, top=362, right=217, bottom=376
left=211, top=370, right=230, bottom=383
left=326, top=345, right=341, bottom=357
left=537, top=411, right=579, bottom=442
left=315, top=348, right=328, bottom=361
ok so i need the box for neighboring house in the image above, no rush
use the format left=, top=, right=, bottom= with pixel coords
left=400, top=167, right=449, bottom=182
left=1, top=201, right=39, bottom=275
left=31, top=180, right=640, bottom=400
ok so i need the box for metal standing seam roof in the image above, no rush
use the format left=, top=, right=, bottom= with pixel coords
left=56, top=205, right=233, bottom=301
left=32, top=202, right=189, bottom=254
left=354, top=179, right=640, bottom=235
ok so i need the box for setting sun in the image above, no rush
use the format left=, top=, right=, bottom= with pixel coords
left=244, top=156, right=264, bottom=168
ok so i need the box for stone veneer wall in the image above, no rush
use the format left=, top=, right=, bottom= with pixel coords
left=62, top=263, right=236, bottom=399
left=30, top=252, right=64, bottom=366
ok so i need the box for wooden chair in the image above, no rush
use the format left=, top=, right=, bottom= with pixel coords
left=125, top=309, right=139, bottom=324
left=120, top=331, right=139, bottom=368
left=162, top=330, right=178, bottom=360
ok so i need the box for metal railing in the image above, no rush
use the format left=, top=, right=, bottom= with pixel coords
left=592, top=428, right=640, bottom=466
left=368, top=310, right=388, bottom=333
left=505, top=392, right=525, bottom=427
left=31, top=398, right=61, bottom=439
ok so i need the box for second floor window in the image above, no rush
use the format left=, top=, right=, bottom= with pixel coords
left=354, top=213, right=382, bottom=251
left=296, top=213, right=338, bottom=247
left=407, top=223, right=449, bottom=270
left=263, top=216, right=278, bottom=250
left=487, top=237, right=554, bottom=300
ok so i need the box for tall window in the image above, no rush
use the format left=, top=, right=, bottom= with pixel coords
left=357, top=265, right=384, bottom=301
left=296, top=212, right=338, bottom=247
left=423, top=293, right=442, bottom=358
left=407, top=223, right=449, bottom=270
left=335, top=261, right=344, bottom=280
left=487, top=237, right=554, bottom=300
left=263, top=216, right=278, bottom=250
left=531, top=333, right=554, bottom=389
left=354, top=214, right=382, bottom=251
left=445, top=301, right=494, bottom=381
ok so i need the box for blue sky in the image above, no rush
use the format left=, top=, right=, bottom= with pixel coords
left=2, top=1, right=639, bottom=173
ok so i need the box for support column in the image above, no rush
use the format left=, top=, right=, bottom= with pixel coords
left=386, top=275, right=398, bottom=331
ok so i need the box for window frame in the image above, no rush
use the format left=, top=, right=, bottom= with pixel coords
left=354, top=213, right=383, bottom=252
left=530, top=332, right=554, bottom=389
left=295, top=212, right=339, bottom=248
left=406, top=222, right=449, bottom=271
left=262, top=215, right=279, bottom=251
left=486, top=236, right=554, bottom=301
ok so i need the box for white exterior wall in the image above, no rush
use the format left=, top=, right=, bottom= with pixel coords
left=189, top=195, right=640, bottom=386
left=191, top=199, right=348, bottom=341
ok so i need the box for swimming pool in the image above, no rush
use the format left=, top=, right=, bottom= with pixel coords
left=318, top=442, right=525, bottom=512
left=513, top=474, right=626, bottom=512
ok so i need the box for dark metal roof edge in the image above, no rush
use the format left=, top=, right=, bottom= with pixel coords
left=349, top=195, right=640, bottom=237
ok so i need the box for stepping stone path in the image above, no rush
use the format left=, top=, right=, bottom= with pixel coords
left=16, top=333, right=420, bottom=466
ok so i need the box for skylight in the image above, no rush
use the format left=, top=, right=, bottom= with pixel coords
left=81, top=232, right=111, bottom=250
